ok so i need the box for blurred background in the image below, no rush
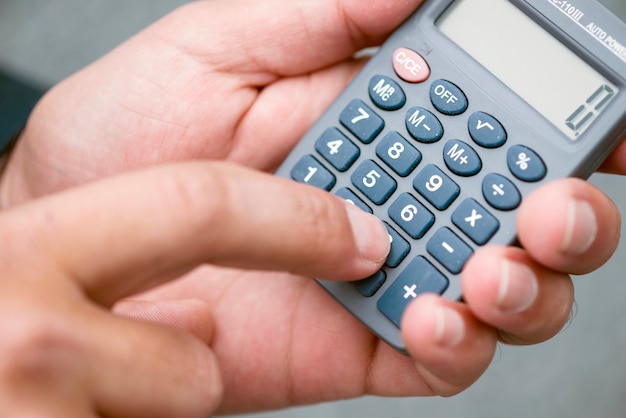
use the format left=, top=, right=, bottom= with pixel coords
left=1, top=1, right=625, bottom=417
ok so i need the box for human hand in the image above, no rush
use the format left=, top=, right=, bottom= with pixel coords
left=0, top=0, right=623, bottom=415
left=0, top=161, right=394, bottom=417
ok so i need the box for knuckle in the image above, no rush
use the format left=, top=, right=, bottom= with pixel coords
left=0, top=313, right=81, bottom=382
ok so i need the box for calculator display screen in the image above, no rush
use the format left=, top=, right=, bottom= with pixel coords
left=437, top=0, right=618, bottom=140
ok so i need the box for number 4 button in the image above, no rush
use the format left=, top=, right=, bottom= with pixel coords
left=315, top=127, right=360, bottom=172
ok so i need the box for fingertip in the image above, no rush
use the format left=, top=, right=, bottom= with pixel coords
left=518, top=178, right=621, bottom=274
left=401, top=295, right=496, bottom=396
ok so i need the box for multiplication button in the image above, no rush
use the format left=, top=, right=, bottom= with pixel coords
left=452, top=198, right=500, bottom=245
left=377, top=256, right=449, bottom=327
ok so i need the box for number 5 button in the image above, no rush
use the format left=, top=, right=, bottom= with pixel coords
left=352, top=160, right=397, bottom=205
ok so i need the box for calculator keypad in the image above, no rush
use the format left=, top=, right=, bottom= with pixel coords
left=286, top=46, right=548, bottom=336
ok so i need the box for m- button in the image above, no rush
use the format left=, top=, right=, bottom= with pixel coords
left=392, top=48, right=430, bottom=83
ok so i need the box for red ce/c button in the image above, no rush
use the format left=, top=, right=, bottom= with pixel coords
left=392, top=47, right=430, bottom=83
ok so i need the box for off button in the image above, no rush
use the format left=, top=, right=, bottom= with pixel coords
left=392, top=48, right=430, bottom=83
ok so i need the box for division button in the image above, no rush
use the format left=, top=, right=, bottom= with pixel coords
left=482, top=173, right=521, bottom=211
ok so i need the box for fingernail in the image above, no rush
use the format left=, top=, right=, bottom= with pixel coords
left=434, top=306, right=465, bottom=348
left=496, top=259, right=538, bottom=314
left=345, top=203, right=390, bottom=263
left=561, top=199, right=597, bottom=256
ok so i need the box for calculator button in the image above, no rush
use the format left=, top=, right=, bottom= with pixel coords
left=351, top=160, right=397, bottom=205
left=335, top=187, right=373, bottom=214
left=469, top=111, right=507, bottom=148
left=376, top=131, right=422, bottom=176
left=443, top=139, right=482, bottom=176
left=291, top=155, right=336, bottom=190
left=369, top=75, right=406, bottom=111
left=430, top=80, right=468, bottom=116
left=427, top=227, right=474, bottom=274
left=384, top=222, right=411, bottom=268
left=388, top=193, right=435, bottom=239
left=315, top=128, right=360, bottom=172
left=377, top=256, right=449, bottom=327
left=340, top=99, right=384, bottom=144
left=392, top=48, right=430, bottom=83
left=452, top=198, right=500, bottom=245
left=482, top=173, right=521, bottom=211
left=413, top=164, right=460, bottom=210
left=405, top=106, right=444, bottom=143
left=507, top=145, right=547, bottom=182
left=353, top=270, right=386, bottom=298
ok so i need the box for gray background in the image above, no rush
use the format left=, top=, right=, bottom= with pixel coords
left=1, top=1, right=625, bottom=417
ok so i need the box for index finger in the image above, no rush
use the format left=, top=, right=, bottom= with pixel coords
left=0, top=162, right=389, bottom=306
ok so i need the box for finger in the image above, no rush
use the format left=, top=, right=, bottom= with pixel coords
left=462, top=246, right=574, bottom=345
left=401, top=295, right=497, bottom=396
left=165, top=0, right=424, bottom=78
left=517, top=178, right=621, bottom=274
left=84, top=306, right=222, bottom=418
left=599, top=136, right=626, bottom=174
left=1, top=161, right=389, bottom=305
left=228, top=59, right=367, bottom=171
left=113, top=299, right=214, bottom=344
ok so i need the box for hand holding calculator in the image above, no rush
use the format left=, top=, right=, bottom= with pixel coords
left=277, top=0, right=626, bottom=352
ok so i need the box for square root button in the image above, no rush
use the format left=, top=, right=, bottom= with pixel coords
left=377, top=257, right=449, bottom=328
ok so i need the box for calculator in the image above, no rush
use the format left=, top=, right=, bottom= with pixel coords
left=276, top=0, right=626, bottom=353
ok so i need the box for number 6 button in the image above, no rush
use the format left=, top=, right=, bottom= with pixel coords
left=351, top=160, right=397, bottom=205
left=388, top=192, right=435, bottom=239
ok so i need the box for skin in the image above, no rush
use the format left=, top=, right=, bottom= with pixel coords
left=0, top=0, right=622, bottom=416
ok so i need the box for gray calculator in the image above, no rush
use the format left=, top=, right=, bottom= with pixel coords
left=276, top=0, right=626, bottom=353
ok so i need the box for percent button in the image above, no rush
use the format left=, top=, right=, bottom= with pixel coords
left=507, top=145, right=546, bottom=182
